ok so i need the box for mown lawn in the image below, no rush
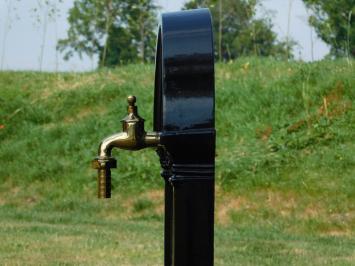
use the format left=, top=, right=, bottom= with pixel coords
left=0, top=58, right=354, bottom=265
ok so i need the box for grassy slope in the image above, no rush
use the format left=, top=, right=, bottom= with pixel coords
left=0, top=58, right=354, bottom=265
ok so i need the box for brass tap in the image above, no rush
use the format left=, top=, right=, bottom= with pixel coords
left=92, top=96, right=160, bottom=198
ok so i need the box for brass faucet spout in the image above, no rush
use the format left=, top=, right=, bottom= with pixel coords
left=98, top=131, right=160, bottom=158
left=98, top=132, right=128, bottom=158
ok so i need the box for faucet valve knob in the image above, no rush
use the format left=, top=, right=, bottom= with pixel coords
left=127, top=95, right=138, bottom=115
left=127, top=95, right=136, bottom=106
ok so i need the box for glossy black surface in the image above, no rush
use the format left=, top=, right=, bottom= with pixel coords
left=154, top=8, right=215, bottom=266
left=154, top=8, right=214, bottom=132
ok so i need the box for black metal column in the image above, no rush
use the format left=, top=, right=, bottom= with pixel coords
left=164, top=180, right=173, bottom=265
left=171, top=170, right=214, bottom=265
left=154, top=8, right=215, bottom=266
left=160, top=130, right=215, bottom=266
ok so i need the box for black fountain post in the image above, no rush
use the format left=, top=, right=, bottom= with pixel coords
left=154, top=9, right=215, bottom=266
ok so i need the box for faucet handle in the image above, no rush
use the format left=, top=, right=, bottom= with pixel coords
left=127, top=95, right=136, bottom=106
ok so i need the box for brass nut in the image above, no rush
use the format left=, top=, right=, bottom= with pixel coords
left=92, top=157, right=117, bottom=169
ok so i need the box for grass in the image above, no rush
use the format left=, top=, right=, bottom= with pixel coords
left=0, top=58, right=354, bottom=265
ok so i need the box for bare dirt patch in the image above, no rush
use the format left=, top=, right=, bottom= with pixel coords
left=216, top=196, right=250, bottom=225
left=42, top=105, right=108, bottom=130
left=41, top=75, right=100, bottom=98
left=302, top=203, right=325, bottom=219
left=0, top=197, right=5, bottom=206
left=63, top=106, right=106, bottom=124
left=264, top=190, right=298, bottom=217
left=143, top=189, right=163, bottom=202
left=143, top=189, right=164, bottom=215
left=322, top=229, right=352, bottom=237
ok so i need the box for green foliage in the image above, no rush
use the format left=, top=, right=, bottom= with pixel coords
left=183, top=0, right=293, bottom=60
left=303, top=0, right=355, bottom=57
left=99, top=25, right=139, bottom=65
left=57, top=0, right=158, bottom=67
left=123, top=0, right=158, bottom=63
left=57, top=0, right=113, bottom=60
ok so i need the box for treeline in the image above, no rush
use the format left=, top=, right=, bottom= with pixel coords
left=57, top=0, right=355, bottom=67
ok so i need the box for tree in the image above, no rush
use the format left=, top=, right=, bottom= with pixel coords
left=57, top=0, right=122, bottom=66
left=183, top=0, right=292, bottom=60
left=302, top=0, right=355, bottom=58
left=57, top=0, right=157, bottom=67
left=98, top=25, right=139, bottom=66
left=125, top=0, right=158, bottom=63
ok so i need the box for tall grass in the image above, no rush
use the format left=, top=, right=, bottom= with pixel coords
left=0, top=58, right=354, bottom=197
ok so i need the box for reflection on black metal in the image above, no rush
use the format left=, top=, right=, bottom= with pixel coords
left=155, top=9, right=215, bottom=266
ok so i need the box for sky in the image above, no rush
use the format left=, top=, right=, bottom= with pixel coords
left=0, top=0, right=330, bottom=72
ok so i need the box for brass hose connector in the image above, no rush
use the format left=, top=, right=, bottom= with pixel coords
left=92, top=157, right=117, bottom=198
